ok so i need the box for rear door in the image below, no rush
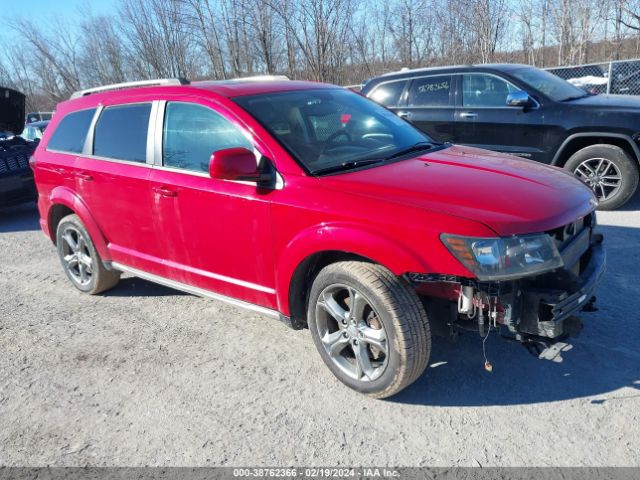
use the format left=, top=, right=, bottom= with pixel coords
left=453, top=72, right=546, bottom=161
left=398, top=75, right=455, bottom=142
left=73, top=102, right=161, bottom=275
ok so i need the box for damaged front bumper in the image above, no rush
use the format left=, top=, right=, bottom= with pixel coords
left=503, top=231, right=605, bottom=340
left=412, top=220, right=606, bottom=355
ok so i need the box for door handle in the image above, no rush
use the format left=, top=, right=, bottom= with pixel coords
left=76, top=171, right=93, bottom=181
left=460, top=112, right=478, bottom=119
left=153, top=186, right=178, bottom=197
left=396, top=111, right=412, bottom=119
left=54, top=167, right=67, bottom=174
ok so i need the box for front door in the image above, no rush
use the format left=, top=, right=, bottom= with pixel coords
left=453, top=73, right=546, bottom=162
left=149, top=100, right=277, bottom=309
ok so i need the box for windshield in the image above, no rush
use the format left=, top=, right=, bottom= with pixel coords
left=511, top=67, right=589, bottom=101
left=233, top=88, right=433, bottom=174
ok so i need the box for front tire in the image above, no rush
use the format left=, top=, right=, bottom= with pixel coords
left=56, top=214, right=120, bottom=294
left=564, top=144, right=639, bottom=210
left=307, top=261, right=431, bottom=399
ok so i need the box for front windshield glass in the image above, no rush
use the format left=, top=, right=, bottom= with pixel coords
left=511, top=67, right=589, bottom=101
left=233, top=88, right=433, bottom=174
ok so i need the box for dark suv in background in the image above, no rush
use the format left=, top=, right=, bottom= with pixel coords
left=361, top=64, right=640, bottom=209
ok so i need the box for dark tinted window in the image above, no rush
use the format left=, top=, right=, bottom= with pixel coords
left=462, top=74, right=519, bottom=107
left=94, top=103, right=151, bottom=162
left=369, top=80, right=407, bottom=107
left=163, top=102, right=252, bottom=173
left=407, top=76, right=452, bottom=107
left=47, top=108, right=96, bottom=153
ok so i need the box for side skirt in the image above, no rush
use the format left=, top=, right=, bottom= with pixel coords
left=109, top=261, right=287, bottom=322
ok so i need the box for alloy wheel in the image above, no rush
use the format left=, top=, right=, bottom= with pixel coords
left=314, top=283, right=388, bottom=382
left=60, top=225, right=93, bottom=286
left=574, top=157, right=622, bottom=202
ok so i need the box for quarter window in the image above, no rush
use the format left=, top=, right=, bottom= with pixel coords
left=369, top=81, right=407, bottom=107
left=163, top=102, right=252, bottom=173
left=407, top=76, right=452, bottom=107
left=47, top=108, right=96, bottom=153
left=462, top=74, right=520, bottom=107
left=93, top=103, right=151, bottom=162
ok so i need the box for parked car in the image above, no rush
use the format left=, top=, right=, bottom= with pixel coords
left=26, top=111, right=53, bottom=124
left=33, top=77, right=604, bottom=398
left=361, top=64, right=640, bottom=210
left=0, top=87, right=38, bottom=207
left=20, top=120, right=49, bottom=141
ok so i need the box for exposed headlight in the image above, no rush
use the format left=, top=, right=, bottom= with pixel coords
left=441, top=233, right=563, bottom=281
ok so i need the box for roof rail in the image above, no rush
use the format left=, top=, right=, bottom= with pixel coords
left=70, top=78, right=190, bottom=99
left=227, top=75, right=289, bottom=82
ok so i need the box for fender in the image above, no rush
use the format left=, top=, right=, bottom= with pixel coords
left=48, top=186, right=111, bottom=261
left=551, top=132, right=640, bottom=166
left=274, top=222, right=430, bottom=315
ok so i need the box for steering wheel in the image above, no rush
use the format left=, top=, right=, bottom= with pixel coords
left=320, top=130, right=352, bottom=156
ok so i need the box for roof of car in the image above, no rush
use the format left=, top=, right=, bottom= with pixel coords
left=190, top=79, right=336, bottom=97
left=26, top=120, right=49, bottom=128
left=362, top=63, right=533, bottom=87
left=64, top=78, right=339, bottom=107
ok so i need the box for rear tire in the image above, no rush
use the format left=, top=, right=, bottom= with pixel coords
left=307, top=261, right=431, bottom=399
left=564, top=144, right=639, bottom=210
left=56, top=214, right=120, bottom=294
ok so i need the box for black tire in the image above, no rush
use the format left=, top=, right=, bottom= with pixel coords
left=56, top=214, right=120, bottom=294
left=307, top=261, right=431, bottom=399
left=564, top=144, right=639, bottom=210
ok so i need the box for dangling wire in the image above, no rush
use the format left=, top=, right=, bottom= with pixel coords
left=482, top=297, right=495, bottom=372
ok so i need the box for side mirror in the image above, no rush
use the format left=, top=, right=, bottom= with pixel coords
left=209, top=147, right=274, bottom=185
left=506, top=91, right=533, bottom=107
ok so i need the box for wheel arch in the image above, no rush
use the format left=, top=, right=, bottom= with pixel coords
left=552, top=132, right=640, bottom=168
left=46, top=186, right=111, bottom=261
left=275, top=223, right=430, bottom=325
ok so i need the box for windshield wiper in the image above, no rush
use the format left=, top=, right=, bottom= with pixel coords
left=382, top=141, right=437, bottom=161
left=310, top=158, right=384, bottom=175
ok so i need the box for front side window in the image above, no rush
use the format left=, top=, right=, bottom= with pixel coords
left=163, top=102, right=252, bottom=173
left=462, top=74, right=520, bottom=107
left=234, top=88, right=432, bottom=174
left=369, top=80, right=407, bottom=107
left=47, top=108, right=96, bottom=153
left=407, top=76, right=452, bottom=107
left=93, top=103, right=151, bottom=163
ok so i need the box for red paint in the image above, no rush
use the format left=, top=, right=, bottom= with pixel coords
left=33, top=80, right=596, bottom=317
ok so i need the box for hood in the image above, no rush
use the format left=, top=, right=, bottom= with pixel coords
left=567, top=93, right=640, bottom=110
left=0, top=87, right=25, bottom=135
left=317, top=145, right=596, bottom=236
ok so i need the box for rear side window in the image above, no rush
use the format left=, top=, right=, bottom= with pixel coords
left=94, top=103, right=151, bottom=163
left=407, top=76, right=452, bottom=107
left=163, top=102, right=252, bottom=173
left=47, top=108, right=96, bottom=153
left=369, top=81, right=407, bottom=107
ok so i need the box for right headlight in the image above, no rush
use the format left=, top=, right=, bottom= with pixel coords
left=441, top=233, right=564, bottom=281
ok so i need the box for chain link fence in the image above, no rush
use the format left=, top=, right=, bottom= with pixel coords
left=546, top=59, right=640, bottom=95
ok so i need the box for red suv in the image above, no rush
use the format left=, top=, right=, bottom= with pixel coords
left=32, top=77, right=605, bottom=398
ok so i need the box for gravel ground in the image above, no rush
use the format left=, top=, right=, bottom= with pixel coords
left=0, top=196, right=639, bottom=467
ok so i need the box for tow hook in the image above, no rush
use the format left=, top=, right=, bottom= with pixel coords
left=524, top=339, right=573, bottom=363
